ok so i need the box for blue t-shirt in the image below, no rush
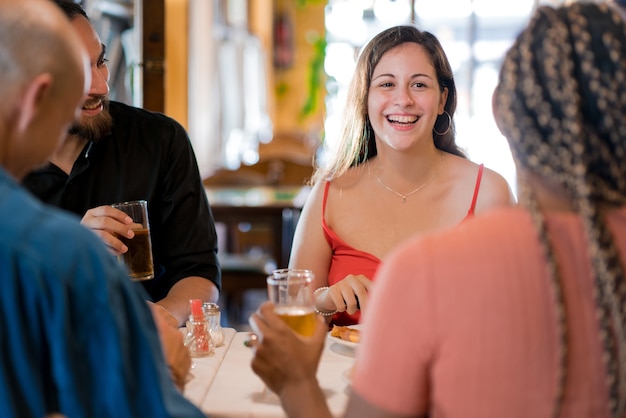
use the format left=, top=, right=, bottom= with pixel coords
left=0, top=168, right=203, bottom=418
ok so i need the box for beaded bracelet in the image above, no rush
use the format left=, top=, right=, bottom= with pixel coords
left=313, top=286, right=337, bottom=316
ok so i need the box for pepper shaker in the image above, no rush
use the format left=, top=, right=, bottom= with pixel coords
left=203, top=302, right=225, bottom=347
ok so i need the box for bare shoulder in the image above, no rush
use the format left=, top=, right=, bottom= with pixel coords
left=321, top=164, right=371, bottom=207
left=444, top=155, right=515, bottom=211
left=299, top=168, right=368, bottom=223
left=478, top=166, right=516, bottom=208
left=329, top=164, right=369, bottom=190
left=300, top=179, right=328, bottom=218
left=320, top=164, right=374, bottom=232
left=467, top=163, right=516, bottom=212
left=441, top=154, right=482, bottom=180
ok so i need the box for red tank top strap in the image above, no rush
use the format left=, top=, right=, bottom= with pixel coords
left=467, top=164, right=484, bottom=217
left=322, top=181, right=331, bottom=219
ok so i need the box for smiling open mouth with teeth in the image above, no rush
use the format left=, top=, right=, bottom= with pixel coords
left=387, top=115, right=419, bottom=124
left=82, top=98, right=103, bottom=111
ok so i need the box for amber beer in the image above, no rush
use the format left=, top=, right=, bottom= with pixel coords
left=275, top=305, right=316, bottom=336
left=111, top=200, right=155, bottom=281
left=118, top=227, right=154, bottom=280
left=268, top=269, right=316, bottom=336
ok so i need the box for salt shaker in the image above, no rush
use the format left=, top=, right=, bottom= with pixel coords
left=187, top=299, right=214, bottom=357
left=203, top=302, right=225, bottom=347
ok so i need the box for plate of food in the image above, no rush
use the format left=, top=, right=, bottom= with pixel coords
left=328, top=324, right=361, bottom=348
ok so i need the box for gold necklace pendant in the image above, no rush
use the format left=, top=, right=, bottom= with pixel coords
left=374, top=174, right=430, bottom=203
left=372, top=155, right=443, bottom=204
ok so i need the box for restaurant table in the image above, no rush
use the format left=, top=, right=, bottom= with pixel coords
left=185, top=330, right=356, bottom=417
left=184, top=327, right=238, bottom=406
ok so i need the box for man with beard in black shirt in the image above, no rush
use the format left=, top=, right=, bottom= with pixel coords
left=23, top=0, right=220, bottom=328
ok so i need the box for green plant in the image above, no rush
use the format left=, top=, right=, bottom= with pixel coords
left=299, top=31, right=326, bottom=121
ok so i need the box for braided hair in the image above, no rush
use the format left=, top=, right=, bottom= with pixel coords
left=493, top=3, right=626, bottom=416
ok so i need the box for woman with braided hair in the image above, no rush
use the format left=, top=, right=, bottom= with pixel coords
left=247, top=2, right=626, bottom=418
left=492, top=2, right=626, bottom=416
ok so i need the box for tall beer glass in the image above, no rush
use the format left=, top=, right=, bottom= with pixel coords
left=111, top=200, right=154, bottom=281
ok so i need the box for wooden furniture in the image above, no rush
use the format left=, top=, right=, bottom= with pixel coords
left=206, top=186, right=310, bottom=327
left=203, top=130, right=317, bottom=327
left=202, top=132, right=317, bottom=188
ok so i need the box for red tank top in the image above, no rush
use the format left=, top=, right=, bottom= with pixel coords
left=321, top=164, right=484, bottom=325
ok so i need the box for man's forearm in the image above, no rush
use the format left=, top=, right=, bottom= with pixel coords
left=157, top=276, right=219, bottom=326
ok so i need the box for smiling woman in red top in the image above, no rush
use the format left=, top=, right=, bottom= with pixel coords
left=290, top=26, right=514, bottom=325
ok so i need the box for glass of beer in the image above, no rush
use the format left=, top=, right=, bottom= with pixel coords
left=267, top=269, right=316, bottom=336
left=111, top=200, right=154, bottom=281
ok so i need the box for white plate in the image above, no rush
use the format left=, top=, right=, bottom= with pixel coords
left=342, top=366, right=354, bottom=386
left=328, top=324, right=361, bottom=348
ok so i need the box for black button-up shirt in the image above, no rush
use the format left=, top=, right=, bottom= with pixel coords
left=22, top=101, right=220, bottom=300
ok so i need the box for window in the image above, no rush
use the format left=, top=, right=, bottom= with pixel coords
left=324, top=0, right=580, bottom=197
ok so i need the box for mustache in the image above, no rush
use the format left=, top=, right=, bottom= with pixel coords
left=82, top=95, right=108, bottom=109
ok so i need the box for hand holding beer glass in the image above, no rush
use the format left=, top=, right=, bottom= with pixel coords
left=251, top=269, right=316, bottom=400
left=111, top=200, right=155, bottom=281
left=266, top=269, right=316, bottom=337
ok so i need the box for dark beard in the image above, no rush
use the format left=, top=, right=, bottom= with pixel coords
left=69, top=99, right=113, bottom=142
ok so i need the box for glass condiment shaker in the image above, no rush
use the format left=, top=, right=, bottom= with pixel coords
left=203, top=302, right=225, bottom=347
left=187, top=299, right=214, bottom=357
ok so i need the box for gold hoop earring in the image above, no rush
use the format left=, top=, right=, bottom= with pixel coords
left=433, top=111, right=451, bottom=136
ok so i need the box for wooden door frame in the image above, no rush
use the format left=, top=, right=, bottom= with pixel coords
left=141, top=0, right=165, bottom=112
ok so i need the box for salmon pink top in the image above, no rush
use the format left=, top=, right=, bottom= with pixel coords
left=322, top=164, right=484, bottom=325
left=352, top=207, right=621, bottom=417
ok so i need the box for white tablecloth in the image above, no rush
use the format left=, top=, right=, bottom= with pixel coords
left=183, top=327, right=237, bottom=406
left=186, top=331, right=356, bottom=417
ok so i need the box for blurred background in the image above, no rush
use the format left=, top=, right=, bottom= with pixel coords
left=77, top=0, right=597, bottom=329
